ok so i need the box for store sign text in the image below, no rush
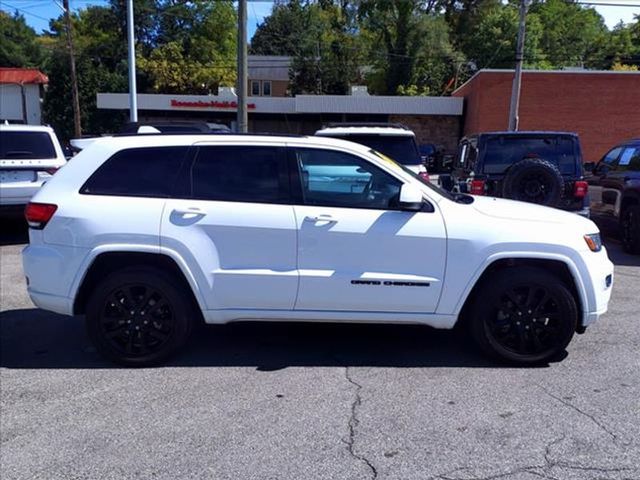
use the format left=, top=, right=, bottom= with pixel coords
left=170, top=99, right=256, bottom=110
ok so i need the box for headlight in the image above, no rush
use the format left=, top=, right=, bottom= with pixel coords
left=584, top=233, right=602, bottom=252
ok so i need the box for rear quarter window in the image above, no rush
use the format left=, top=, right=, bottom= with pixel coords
left=81, top=146, right=189, bottom=197
left=0, top=131, right=56, bottom=159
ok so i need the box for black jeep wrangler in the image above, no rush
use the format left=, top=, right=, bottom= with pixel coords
left=440, top=132, right=589, bottom=216
left=586, top=138, right=640, bottom=254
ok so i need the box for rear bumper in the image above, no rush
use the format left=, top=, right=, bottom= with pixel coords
left=26, top=288, right=73, bottom=315
left=0, top=183, right=43, bottom=206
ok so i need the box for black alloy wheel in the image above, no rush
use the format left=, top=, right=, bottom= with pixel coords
left=99, top=284, right=175, bottom=357
left=470, top=267, right=577, bottom=365
left=86, top=267, right=194, bottom=366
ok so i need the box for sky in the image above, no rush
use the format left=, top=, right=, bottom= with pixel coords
left=0, top=0, right=638, bottom=37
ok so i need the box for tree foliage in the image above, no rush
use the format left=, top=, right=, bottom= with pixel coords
left=0, top=11, right=44, bottom=68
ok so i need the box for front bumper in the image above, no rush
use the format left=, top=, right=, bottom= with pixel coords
left=578, top=247, right=614, bottom=327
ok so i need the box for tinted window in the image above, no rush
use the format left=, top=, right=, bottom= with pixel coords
left=323, top=134, right=421, bottom=165
left=483, top=136, right=577, bottom=175
left=618, top=147, right=640, bottom=172
left=602, top=147, right=623, bottom=166
left=0, top=131, right=56, bottom=159
left=81, top=147, right=188, bottom=197
left=189, top=146, right=287, bottom=203
left=295, top=148, right=401, bottom=209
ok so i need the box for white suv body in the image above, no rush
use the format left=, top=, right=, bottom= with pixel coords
left=0, top=125, right=66, bottom=210
left=22, top=134, right=613, bottom=366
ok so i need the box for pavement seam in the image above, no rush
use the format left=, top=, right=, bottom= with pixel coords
left=343, top=366, right=378, bottom=480
left=536, top=384, right=621, bottom=443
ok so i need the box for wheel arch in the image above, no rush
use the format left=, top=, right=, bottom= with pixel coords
left=72, top=249, right=206, bottom=316
left=456, top=254, right=587, bottom=330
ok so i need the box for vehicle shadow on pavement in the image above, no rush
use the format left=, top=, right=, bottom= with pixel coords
left=0, top=308, right=550, bottom=370
left=0, top=218, right=28, bottom=246
left=605, top=240, right=640, bottom=267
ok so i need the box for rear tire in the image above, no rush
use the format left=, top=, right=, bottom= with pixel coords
left=86, top=266, right=194, bottom=366
left=502, top=158, right=564, bottom=207
left=469, top=267, right=577, bottom=366
left=621, top=205, right=640, bottom=254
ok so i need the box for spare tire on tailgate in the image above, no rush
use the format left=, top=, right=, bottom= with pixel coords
left=502, top=158, right=564, bottom=207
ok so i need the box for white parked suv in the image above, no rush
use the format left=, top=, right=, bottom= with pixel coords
left=22, top=134, right=614, bottom=366
left=1, top=124, right=66, bottom=214
left=315, top=123, right=429, bottom=178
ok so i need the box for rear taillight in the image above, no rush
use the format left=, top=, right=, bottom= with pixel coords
left=574, top=180, right=588, bottom=199
left=24, top=202, right=57, bottom=229
left=44, top=167, right=59, bottom=175
left=419, top=171, right=430, bottom=183
left=470, top=179, right=486, bottom=195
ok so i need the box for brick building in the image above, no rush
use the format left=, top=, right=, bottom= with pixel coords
left=453, top=69, right=640, bottom=162
left=248, top=55, right=291, bottom=97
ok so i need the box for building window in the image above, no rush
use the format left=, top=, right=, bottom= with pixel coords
left=262, top=81, right=272, bottom=97
left=251, top=80, right=260, bottom=96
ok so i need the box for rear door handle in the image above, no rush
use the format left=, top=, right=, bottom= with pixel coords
left=173, top=207, right=207, bottom=216
left=305, top=214, right=337, bottom=223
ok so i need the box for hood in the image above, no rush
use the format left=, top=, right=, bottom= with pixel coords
left=471, top=195, right=595, bottom=229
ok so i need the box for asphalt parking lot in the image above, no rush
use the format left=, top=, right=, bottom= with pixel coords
left=1, top=218, right=639, bottom=480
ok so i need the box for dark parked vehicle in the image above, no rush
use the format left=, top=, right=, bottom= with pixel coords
left=441, top=132, right=589, bottom=215
left=420, top=143, right=453, bottom=173
left=586, top=138, right=640, bottom=254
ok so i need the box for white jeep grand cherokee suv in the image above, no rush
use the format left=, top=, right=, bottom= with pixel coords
left=1, top=124, right=66, bottom=214
left=22, top=134, right=613, bottom=366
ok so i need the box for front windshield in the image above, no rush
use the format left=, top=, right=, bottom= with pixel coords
left=370, top=150, right=456, bottom=201
left=329, top=134, right=422, bottom=165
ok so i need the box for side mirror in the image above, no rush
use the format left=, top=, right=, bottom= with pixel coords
left=398, top=184, right=424, bottom=211
left=583, top=162, right=596, bottom=173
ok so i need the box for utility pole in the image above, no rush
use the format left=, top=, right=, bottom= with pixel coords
left=126, top=0, right=138, bottom=123
left=62, top=0, right=81, bottom=137
left=236, top=0, right=248, bottom=133
left=508, top=0, right=528, bottom=131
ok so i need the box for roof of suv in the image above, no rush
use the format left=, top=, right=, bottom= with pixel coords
left=316, top=123, right=415, bottom=137
left=0, top=124, right=55, bottom=133
left=77, top=133, right=378, bottom=156
left=468, top=131, right=578, bottom=139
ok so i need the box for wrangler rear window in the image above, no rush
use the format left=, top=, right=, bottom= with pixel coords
left=483, top=137, right=577, bottom=175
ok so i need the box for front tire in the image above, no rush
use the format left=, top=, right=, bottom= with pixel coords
left=86, top=267, right=194, bottom=366
left=469, top=267, right=577, bottom=366
left=621, top=205, right=640, bottom=254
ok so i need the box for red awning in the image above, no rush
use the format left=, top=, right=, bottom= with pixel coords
left=0, top=68, right=49, bottom=85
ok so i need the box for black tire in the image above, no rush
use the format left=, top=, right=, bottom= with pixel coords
left=621, top=205, right=640, bottom=254
left=86, top=266, right=195, bottom=366
left=502, top=158, right=564, bottom=207
left=469, top=267, right=577, bottom=366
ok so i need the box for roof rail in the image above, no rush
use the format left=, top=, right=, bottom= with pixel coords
left=323, top=122, right=410, bottom=130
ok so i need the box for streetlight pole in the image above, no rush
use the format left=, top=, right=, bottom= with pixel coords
left=236, top=0, right=248, bottom=133
left=508, top=0, right=528, bottom=131
left=126, top=0, right=138, bottom=123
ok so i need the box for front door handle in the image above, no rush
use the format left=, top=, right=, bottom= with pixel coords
left=305, top=214, right=337, bottom=223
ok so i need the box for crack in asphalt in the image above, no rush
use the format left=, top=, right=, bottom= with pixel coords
left=537, top=385, right=621, bottom=442
left=343, top=367, right=378, bottom=480
left=431, top=435, right=636, bottom=480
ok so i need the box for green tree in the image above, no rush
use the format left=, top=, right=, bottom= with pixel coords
left=43, top=6, right=128, bottom=140
left=0, top=11, right=44, bottom=67
left=250, top=0, right=307, bottom=56
left=137, top=0, right=237, bottom=93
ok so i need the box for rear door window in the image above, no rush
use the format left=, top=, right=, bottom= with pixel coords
left=0, top=131, right=56, bottom=159
left=483, top=136, right=577, bottom=175
left=187, top=146, right=289, bottom=204
left=618, top=147, right=640, bottom=171
left=81, top=146, right=189, bottom=197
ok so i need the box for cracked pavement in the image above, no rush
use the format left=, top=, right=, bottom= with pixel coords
left=1, top=222, right=639, bottom=480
